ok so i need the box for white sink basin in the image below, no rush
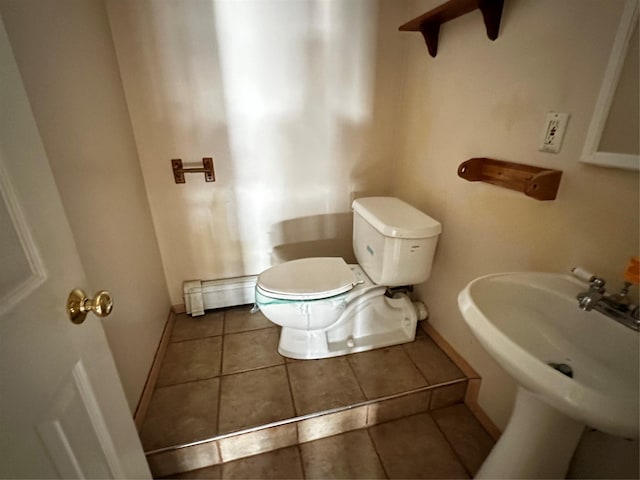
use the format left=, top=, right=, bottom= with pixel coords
left=458, top=272, right=639, bottom=478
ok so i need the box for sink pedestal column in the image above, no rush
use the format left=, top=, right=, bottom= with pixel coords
left=477, top=387, right=584, bottom=479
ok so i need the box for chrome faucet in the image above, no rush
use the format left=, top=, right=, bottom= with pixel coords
left=576, top=276, right=606, bottom=311
left=573, top=268, right=640, bottom=331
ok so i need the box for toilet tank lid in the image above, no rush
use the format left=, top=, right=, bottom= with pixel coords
left=352, top=197, right=441, bottom=239
left=257, top=257, right=357, bottom=300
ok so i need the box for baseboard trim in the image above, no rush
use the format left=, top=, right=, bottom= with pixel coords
left=172, top=303, right=186, bottom=314
left=422, top=322, right=501, bottom=441
left=133, top=309, right=176, bottom=431
left=465, top=379, right=502, bottom=441
left=422, top=322, right=480, bottom=380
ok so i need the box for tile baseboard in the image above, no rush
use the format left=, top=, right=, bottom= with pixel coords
left=172, top=303, right=186, bottom=314
left=134, top=309, right=176, bottom=431
left=421, top=322, right=502, bottom=441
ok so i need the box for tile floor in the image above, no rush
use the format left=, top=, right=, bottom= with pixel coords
left=140, top=306, right=495, bottom=478
left=168, top=405, right=494, bottom=479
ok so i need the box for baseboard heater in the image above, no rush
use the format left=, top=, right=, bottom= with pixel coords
left=183, top=275, right=258, bottom=316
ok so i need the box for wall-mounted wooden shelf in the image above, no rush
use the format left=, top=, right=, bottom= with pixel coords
left=399, top=0, right=504, bottom=57
left=457, top=158, right=562, bottom=201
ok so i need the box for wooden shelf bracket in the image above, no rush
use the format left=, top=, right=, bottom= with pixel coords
left=457, top=157, right=562, bottom=201
left=399, top=0, right=504, bottom=57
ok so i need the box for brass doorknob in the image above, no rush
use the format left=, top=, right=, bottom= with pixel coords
left=67, top=288, right=113, bottom=324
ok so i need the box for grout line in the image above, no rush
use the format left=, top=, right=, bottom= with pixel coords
left=214, top=440, right=222, bottom=470
left=283, top=357, right=299, bottom=417
left=345, top=354, right=369, bottom=405
left=221, top=360, right=286, bottom=378
left=395, top=342, right=433, bottom=389
left=401, top=338, right=433, bottom=387
left=216, top=312, right=226, bottom=439
left=296, top=444, right=306, bottom=480
left=427, top=384, right=434, bottom=410
left=428, top=408, right=474, bottom=479
left=155, top=354, right=288, bottom=391
left=287, top=362, right=301, bottom=449
left=223, top=324, right=277, bottom=336
left=153, top=374, right=221, bottom=390
left=365, top=426, right=390, bottom=479
left=170, top=331, right=224, bottom=344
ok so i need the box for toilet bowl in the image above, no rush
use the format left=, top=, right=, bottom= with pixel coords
left=256, top=258, right=426, bottom=359
left=255, top=197, right=442, bottom=360
left=256, top=258, right=371, bottom=330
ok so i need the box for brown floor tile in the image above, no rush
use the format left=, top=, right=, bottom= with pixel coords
left=150, top=442, right=220, bottom=478
left=218, top=365, right=295, bottom=434
left=300, top=429, right=386, bottom=479
left=366, top=389, right=432, bottom=426
left=287, top=357, right=365, bottom=415
left=157, top=336, right=223, bottom=387
left=297, top=406, right=368, bottom=443
left=224, top=306, right=273, bottom=334
left=221, top=328, right=284, bottom=374
left=403, top=336, right=465, bottom=384
left=347, top=345, right=427, bottom=399
left=219, top=424, right=298, bottom=463
left=172, top=312, right=224, bottom=342
left=146, top=310, right=475, bottom=476
left=369, top=412, right=469, bottom=479
left=168, top=464, right=221, bottom=479
left=140, top=378, right=220, bottom=450
left=431, top=404, right=495, bottom=476
left=430, top=382, right=467, bottom=410
left=221, top=446, right=303, bottom=479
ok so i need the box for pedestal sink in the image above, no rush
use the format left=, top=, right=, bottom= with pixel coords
left=458, top=272, right=639, bottom=479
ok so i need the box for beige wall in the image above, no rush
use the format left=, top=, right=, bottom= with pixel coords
left=106, top=0, right=405, bottom=305
left=0, top=0, right=170, bottom=412
left=393, top=0, right=639, bottom=428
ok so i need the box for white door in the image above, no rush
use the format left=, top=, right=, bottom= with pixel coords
left=0, top=16, right=150, bottom=479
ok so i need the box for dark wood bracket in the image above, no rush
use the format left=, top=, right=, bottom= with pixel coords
left=171, top=157, right=215, bottom=184
left=457, top=158, right=562, bottom=201
left=420, top=22, right=441, bottom=58
left=478, top=0, right=503, bottom=40
left=399, top=0, right=504, bottom=58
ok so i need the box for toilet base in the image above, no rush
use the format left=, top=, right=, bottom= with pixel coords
left=277, top=292, right=424, bottom=359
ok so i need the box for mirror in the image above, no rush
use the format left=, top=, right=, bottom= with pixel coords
left=581, top=0, right=639, bottom=171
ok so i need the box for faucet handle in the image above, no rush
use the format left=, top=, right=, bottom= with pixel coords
left=624, top=256, right=639, bottom=285
left=578, top=295, right=597, bottom=311
left=590, top=277, right=606, bottom=290
left=571, top=267, right=605, bottom=287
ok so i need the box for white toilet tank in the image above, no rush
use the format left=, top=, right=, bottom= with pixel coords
left=352, top=197, right=441, bottom=286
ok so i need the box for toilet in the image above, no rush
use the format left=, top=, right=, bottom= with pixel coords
left=255, top=197, right=442, bottom=359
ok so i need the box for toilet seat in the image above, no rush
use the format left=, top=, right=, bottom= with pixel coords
left=257, top=257, right=358, bottom=301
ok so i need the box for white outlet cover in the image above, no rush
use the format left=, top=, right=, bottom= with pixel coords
left=539, top=112, right=569, bottom=153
